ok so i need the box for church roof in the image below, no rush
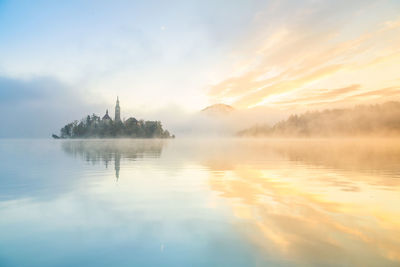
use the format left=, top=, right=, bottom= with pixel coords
left=102, top=110, right=112, bottom=120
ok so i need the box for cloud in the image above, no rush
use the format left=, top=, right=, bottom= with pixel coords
left=383, top=17, right=400, bottom=29
left=0, top=76, right=69, bottom=105
left=274, top=84, right=362, bottom=105
left=275, top=85, right=400, bottom=108
left=237, top=64, right=345, bottom=108
left=0, top=75, right=99, bottom=138
left=207, top=2, right=400, bottom=109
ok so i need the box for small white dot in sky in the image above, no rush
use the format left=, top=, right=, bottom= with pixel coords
left=161, top=26, right=166, bottom=31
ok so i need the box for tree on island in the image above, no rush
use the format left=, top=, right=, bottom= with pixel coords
left=58, top=115, right=173, bottom=139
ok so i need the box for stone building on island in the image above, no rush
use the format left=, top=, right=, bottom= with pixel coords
left=102, top=97, right=121, bottom=123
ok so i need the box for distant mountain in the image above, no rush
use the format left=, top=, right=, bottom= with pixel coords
left=238, top=101, right=400, bottom=137
left=201, top=104, right=235, bottom=115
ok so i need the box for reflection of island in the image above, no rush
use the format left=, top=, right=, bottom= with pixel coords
left=62, top=139, right=165, bottom=179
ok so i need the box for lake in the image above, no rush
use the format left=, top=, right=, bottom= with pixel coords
left=0, top=138, right=399, bottom=266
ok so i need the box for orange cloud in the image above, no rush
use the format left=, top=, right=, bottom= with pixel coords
left=208, top=9, right=400, bottom=109
left=235, top=64, right=344, bottom=108
left=273, top=84, right=362, bottom=105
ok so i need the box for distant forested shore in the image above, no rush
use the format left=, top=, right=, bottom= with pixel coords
left=53, top=114, right=174, bottom=139
left=238, top=101, right=400, bottom=137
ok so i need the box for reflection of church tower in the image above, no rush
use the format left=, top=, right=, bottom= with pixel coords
left=115, top=97, right=121, bottom=122
left=114, top=152, right=121, bottom=180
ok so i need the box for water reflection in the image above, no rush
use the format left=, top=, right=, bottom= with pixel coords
left=58, top=139, right=400, bottom=266
left=61, top=139, right=165, bottom=180
left=201, top=139, right=400, bottom=266
left=1, top=138, right=399, bottom=266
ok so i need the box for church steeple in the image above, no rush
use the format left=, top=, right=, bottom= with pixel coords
left=115, top=96, right=121, bottom=122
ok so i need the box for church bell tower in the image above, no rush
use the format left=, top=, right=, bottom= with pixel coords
left=115, top=97, right=121, bottom=122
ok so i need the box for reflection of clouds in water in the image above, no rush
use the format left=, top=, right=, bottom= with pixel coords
left=62, top=139, right=165, bottom=180
left=203, top=139, right=400, bottom=266
left=201, top=139, right=400, bottom=190
left=1, top=138, right=400, bottom=265
left=270, top=139, right=400, bottom=177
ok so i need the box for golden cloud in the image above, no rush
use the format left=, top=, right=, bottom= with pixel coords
left=208, top=11, right=400, bottom=109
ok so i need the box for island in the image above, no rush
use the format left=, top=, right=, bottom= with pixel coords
left=53, top=97, right=174, bottom=139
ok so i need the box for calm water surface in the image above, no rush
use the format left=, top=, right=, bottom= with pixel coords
left=0, top=138, right=399, bottom=266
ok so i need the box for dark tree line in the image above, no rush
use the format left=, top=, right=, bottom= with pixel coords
left=58, top=114, right=174, bottom=139
left=238, top=101, right=400, bottom=137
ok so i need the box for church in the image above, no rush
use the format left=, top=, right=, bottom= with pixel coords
left=102, top=97, right=121, bottom=122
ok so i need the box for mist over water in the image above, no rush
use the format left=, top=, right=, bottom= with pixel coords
left=0, top=138, right=399, bottom=266
left=1, top=1, right=400, bottom=266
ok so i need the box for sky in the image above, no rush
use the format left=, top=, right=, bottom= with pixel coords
left=0, top=0, right=399, bottom=137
